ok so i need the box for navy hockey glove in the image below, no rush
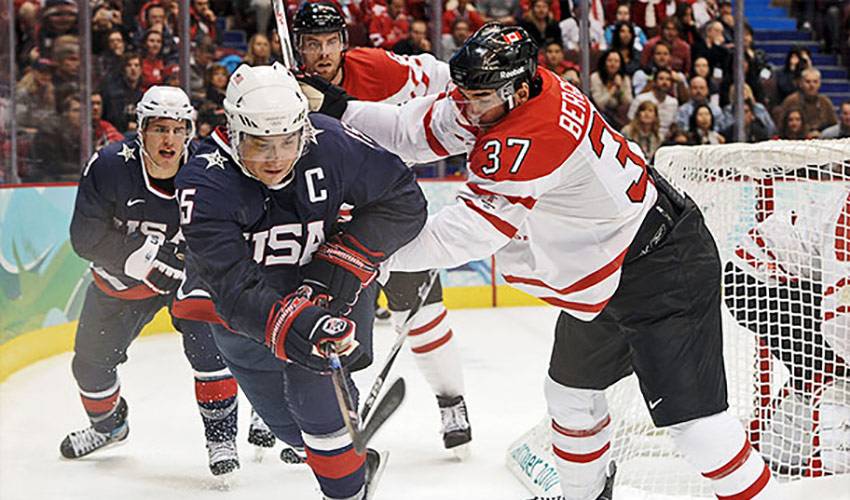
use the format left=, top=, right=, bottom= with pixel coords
left=265, top=285, right=361, bottom=372
left=296, top=74, right=354, bottom=120
left=303, top=235, right=380, bottom=315
left=124, top=235, right=185, bottom=295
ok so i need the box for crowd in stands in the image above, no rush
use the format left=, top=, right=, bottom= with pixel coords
left=4, top=0, right=850, bottom=183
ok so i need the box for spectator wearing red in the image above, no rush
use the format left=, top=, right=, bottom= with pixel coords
left=393, top=19, right=433, bottom=55
left=442, top=0, right=486, bottom=35
left=140, top=29, right=166, bottom=90
left=518, top=0, right=563, bottom=48
left=519, top=0, right=560, bottom=20
left=190, top=0, right=218, bottom=43
left=630, top=0, right=669, bottom=36
left=539, top=40, right=579, bottom=77
left=560, top=0, right=607, bottom=51
left=32, top=0, right=79, bottom=64
left=369, top=0, right=410, bottom=49
left=641, top=18, right=691, bottom=75
left=91, top=92, right=124, bottom=150
left=135, top=2, right=177, bottom=63
left=91, top=1, right=123, bottom=56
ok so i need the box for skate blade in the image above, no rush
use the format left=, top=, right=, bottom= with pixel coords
left=252, top=445, right=266, bottom=463
left=365, top=450, right=389, bottom=500
left=450, top=443, right=471, bottom=461
left=210, top=470, right=237, bottom=491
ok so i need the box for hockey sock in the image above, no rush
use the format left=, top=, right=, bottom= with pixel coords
left=194, top=368, right=239, bottom=442
left=669, top=411, right=779, bottom=499
left=544, top=377, right=612, bottom=500
left=302, top=427, right=367, bottom=500
left=395, top=302, right=465, bottom=398
left=79, top=379, right=125, bottom=433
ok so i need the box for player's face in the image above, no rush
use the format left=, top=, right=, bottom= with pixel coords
left=456, top=84, right=529, bottom=129
left=300, top=32, right=343, bottom=83
left=239, top=131, right=302, bottom=186
left=143, top=117, right=187, bottom=171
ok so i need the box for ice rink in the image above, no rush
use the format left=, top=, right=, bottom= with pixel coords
left=1, top=307, right=848, bottom=500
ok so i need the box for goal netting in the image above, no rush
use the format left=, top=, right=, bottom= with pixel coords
left=507, top=139, right=850, bottom=498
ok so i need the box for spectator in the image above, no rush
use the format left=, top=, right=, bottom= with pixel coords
left=718, top=0, right=735, bottom=43
left=91, top=1, right=124, bottom=56
left=442, top=0, right=486, bottom=35
left=628, top=67, right=679, bottom=138
left=691, top=56, right=720, bottom=105
left=28, top=94, right=82, bottom=182
left=590, top=49, right=633, bottom=129
left=718, top=83, right=776, bottom=136
left=632, top=41, right=688, bottom=101
left=370, top=0, right=411, bottom=49
left=821, top=101, right=850, bottom=139
left=675, top=75, right=722, bottom=132
left=52, top=39, right=81, bottom=99
left=100, top=52, right=144, bottom=132
left=190, top=0, right=218, bottom=43
left=688, top=103, right=725, bottom=145
left=519, top=0, right=563, bottom=48
left=519, top=0, right=561, bottom=21
left=394, top=19, right=433, bottom=55
left=622, top=100, right=663, bottom=160
left=773, top=68, right=838, bottom=135
left=190, top=38, right=215, bottom=101
left=96, top=29, right=127, bottom=83
left=641, top=18, right=691, bottom=75
left=204, top=63, right=228, bottom=107
left=91, top=92, right=124, bottom=150
left=140, top=29, right=166, bottom=90
left=15, top=1, right=39, bottom=72
left=562, top=67, right=581, bottom=87
left=243, top=34, right=274, bottom=66
left=692, top=0, right=720, bottom=28
left=776, top=107, right=816, bottom=140
left=630, top=0, right=669, bottom=36
left=743, top=24, right=769, bottom=82
left=722, top=99, right=769, bottom=143
left=774, top=47, right=811, bottom=105
left=134, top=2, right=177, bottom=63
left=540, top=40, right=578, bottom=77
left=478, top=0, right=519, bottom=24
left=34, top=0, right=79, bottom=63
left=691, top=20, right=731, bottom=82
left=15, top=59, right=57, bottom=134
left=604, top=3, right=647, bottom=51
left=440, top=18, right=472, bottom=61
left=560, top=1, right=606, bottom=51
left=675, top=2, right=700, bottom=48
left=610, top=21, right=642, bottom=76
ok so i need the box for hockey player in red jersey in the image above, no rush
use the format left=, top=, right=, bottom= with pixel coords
left=293, top=1, right=472, bottom=454
left=302, top=23, right=783, bottom=499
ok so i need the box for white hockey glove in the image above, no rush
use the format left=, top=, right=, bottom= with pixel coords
left=124, top=235, right=185, bottom=295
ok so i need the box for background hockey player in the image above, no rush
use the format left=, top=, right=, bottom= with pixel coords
left=175, top=63, right=426, bottom=500
left=725, top=185, right=850, bottom=474
left=293, top=1, right=472, bottom=453
left=62, top=86, right=242, bottom=477
left=302, top=24, right=783, bottom=499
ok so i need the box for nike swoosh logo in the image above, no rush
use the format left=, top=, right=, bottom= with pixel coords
left=649, top=398, right=663, bottom=410
left=126, top=198, right=146, bottom=207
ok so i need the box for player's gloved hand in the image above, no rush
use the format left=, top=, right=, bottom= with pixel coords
left=265, top=285, right=361, bottom=372
left=302, top=235, right=380, bottom=315
left=124, top=235, right=185, bottom=294
left=296, top=73, right=354, bottom=119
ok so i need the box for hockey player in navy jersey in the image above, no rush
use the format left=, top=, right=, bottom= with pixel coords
left=61, top=86, right=242, bottom=477
left=175, top=63, right=426, bottom=500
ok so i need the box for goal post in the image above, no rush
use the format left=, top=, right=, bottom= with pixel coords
left=507, top=139, right=850, bottom=498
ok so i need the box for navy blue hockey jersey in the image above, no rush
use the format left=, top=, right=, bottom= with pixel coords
left=174, top=114, right=427, bottom=340
left=70, top=135, right=186, bottom=300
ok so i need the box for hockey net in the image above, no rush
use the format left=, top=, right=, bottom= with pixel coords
left=507, top=139, right=850, bottom=498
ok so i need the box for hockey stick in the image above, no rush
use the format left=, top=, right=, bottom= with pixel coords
left=271, top=0, right=297, bottom=69
left=360, top=269, right=439, bottom=422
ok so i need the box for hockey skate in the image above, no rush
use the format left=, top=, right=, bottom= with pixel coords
left=364, top=448, right=388, bottom=500
left=596, top=462, right=617, bottom=500
left=247, top=408, right=275, bottom=461
left=437, top=395, right=472, bottom=459
left=60, top=398, right=129, bottom=459
left=280, top=445, right=307, bottom=464
left=207, top=439, right=240, bottom=476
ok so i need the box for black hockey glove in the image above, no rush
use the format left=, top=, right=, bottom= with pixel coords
left=302, top=235, right=380, bottom=316
left=265, top=285, right=361, bottom=372
left=296, top=73, right=355, bottom=120
left=124, top=235, right=185, bottom=295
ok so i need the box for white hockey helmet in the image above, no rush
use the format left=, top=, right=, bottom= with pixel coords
left=223, top=62, right=311, bottom=177
left=136, top=85, right=197, bottom=157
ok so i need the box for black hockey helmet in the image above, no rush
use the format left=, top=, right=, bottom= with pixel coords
left=449, top=23, right=538, bottom=93
left=292, top=2, right=348, bottom=47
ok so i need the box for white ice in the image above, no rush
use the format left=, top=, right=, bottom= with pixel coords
left=1, top=307, right=848, bottom=500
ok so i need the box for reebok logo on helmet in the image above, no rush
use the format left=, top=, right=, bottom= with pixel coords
left=499, top=67, right=525, bottom=79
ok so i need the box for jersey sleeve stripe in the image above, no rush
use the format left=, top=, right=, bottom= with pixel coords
left=423, top=102, right=450, bottom=157
left=461, top=198, right=518, bottom=238
left=504, top=247, right=628, bottom=296
left=466, top=182, right=537, bottom=210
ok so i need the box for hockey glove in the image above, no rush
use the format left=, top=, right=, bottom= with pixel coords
left=124, top=235, right=185, bottom=294
left=265, top=285, right=361, bottom=372
left=303, top=235, right=380, bottom=316
left=296, top=74, right=354, bottom=120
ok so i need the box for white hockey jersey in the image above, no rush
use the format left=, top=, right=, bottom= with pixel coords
left=343, top=69, right=657, bottom=321
left=732, top=187, right=850, bottom=361
left=339, top=47, right=451, bottom=104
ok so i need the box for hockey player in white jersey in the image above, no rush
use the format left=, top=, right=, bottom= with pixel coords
left=302, top=23, right=782, bottom=499
left=293, top=1, right=471, bottom=454
left=725, top=186, right=850, bottom=475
